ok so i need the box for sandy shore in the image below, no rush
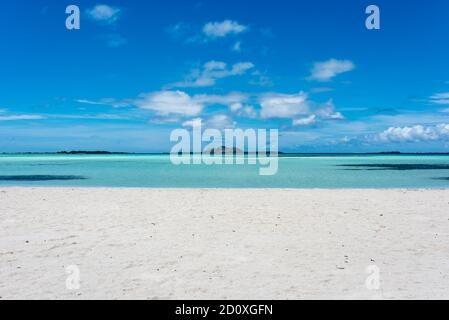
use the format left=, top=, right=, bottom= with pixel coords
left=1, top=187, right=449, bottom=300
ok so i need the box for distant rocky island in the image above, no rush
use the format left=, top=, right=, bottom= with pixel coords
left=57, top=151, right=131, bottom=155
left=205, top=146, right=244, bottom=155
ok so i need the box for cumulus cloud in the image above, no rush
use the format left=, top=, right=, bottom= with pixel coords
left=259, top=92, right=344, bottom=127
left=249, top=70, right=273, bottom=87
left=81, top=90, right=249, bottom=121
left=131, top=91, right=248, bottom=119
left=259, top=92, right=310, bottom=119
left=203, top=20, right=248, bottom=38
left=183, top=115, right=236, bottom=129
left=375, top=124, right=449, bottom=142
left=168, top=20, right=247, bottom=44
left=182, top=117, right=202, bottom=128
left=314, top=100, right=344, bottom=120
left=134, top=91, right=204, bottom=117
left=89, top=89, right=344, bottom=126
left=293, top=115, right=317, bottom=126
left=229, top=103, right=243, bottom=112
left=205, top=114, right=236, bottom=129
left=239, top=106, right=258, bottom=118
left=292, top=100, right=343, bottom=126
left=169, top=61, right=254, bottom=88
left=308, top=59, right=355, bottom=82
left=194, top=92, right=248, bottom=107
left=228, top=103, right=258, bottom=118
left=86, top=4, right=121, bottom=24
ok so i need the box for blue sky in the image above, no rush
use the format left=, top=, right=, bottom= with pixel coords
left=1, top=0, right=449, bottom=152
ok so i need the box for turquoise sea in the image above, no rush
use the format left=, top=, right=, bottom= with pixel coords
left=1, top=154, right=449, bottom=188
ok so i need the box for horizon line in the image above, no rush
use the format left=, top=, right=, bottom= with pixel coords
left=2, top=151, right=449, bottom=155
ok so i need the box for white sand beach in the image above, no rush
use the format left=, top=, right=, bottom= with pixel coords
left=1, top=187, right=449, bottom=300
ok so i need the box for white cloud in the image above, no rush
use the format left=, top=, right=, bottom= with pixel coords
left=132, top=91, right=248, bottom=119
left=169, top=60, right=254, bottom=88
left=430, top=93, right=449, bottom=99
left=86, top=4, right=121, bottom=24
left=308, top=59, right=355, bottom=82
left=239, top=106, right=257, bottom=118
left=259, top=92, right=310, bottom=119
left=183, top=115, right=235, bottom=129
left=91, top=89, right=344, bottom=126
left=372, top=112, right=449, bottom=127
left=228, top=103, right=258, bottom=118
left=293, top=115, right=317, bottom=126
left=203, top=20, right=248, bottom=38
left=182, top=118, right=203, bottom=128
left=76, top=98, right=130, bottom=108
left=205, top=114, right=236, bottom=129
left=229, top=103, right=243, bottom=112
left=149, top=116, right=183, bottom=125
left=168, top=20, right=247, bottom=44
left=315, top=100, right=344, bottom=120
left=134, top=91, right=203, bottom=117
left=250, top=70, right=273, bottom=87
left=259, top=92, right=344, bottom=126
left=194, top=92, right=248, bottom=107
left=375, top=124, right=449, bottom=142
left=48, top=113, right=129, bottom=120
left=433, top=100, right=449, bottom=105
left=77, top=99, right=104, bottom=106
left=0, top=115, right=46, bottom=121
left=429, top=92, right=449, bottom=106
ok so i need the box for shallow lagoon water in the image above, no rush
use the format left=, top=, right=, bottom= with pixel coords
left=1, top=154, right=449, bottom=188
